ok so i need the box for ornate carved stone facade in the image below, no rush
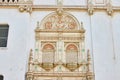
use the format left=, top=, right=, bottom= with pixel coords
left=0, top=0, right=119, bottom=15
left=0, top=0, right=120, bottom=80
left=26, top=11, right=94, bottom=80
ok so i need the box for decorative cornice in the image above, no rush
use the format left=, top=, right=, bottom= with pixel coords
left=0, top=4, right=120, bottom=15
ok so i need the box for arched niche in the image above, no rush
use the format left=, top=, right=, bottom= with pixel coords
left=42, top=44, right=55, bottom=63
left=66, top=44, right=78, bottom=63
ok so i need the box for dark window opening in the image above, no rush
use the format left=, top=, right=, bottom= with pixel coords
left=2, top=0, right=19, bottom=2
left=0, top=24, right=9, bottom=47
left=0, top=75, right=3, bottom=80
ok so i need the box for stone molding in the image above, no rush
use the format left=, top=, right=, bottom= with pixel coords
left=0, top=0, right=120, bottom=15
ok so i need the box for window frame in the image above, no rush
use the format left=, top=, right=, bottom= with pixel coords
left=0, top=24, right=9, bottom=48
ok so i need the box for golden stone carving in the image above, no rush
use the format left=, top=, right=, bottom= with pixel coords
left=38, top=12, right=80, bottom=30
left=19, top=5, right=26, bottom=12
left=26, top=11, right=94, bottom=80
left=19, top=5, right=32, bottom=13
left=87, top=0, right=94, bottom=15
left=0, top=0, right=120, bottom=15
left=41, top=63, right=54, bottom=71
left=106, top=2, right=113, bottom=16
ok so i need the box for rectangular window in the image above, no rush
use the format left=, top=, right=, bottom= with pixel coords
left=0, top=24, right=9, bottom=47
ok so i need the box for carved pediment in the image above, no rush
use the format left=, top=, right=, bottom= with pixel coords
left=36, top=12, right=83, bottom=31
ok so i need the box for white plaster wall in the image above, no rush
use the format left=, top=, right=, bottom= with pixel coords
left=28, top=11, right=53, bottom=50
left=33, top=0, right=56, bottom=5
left=112, top=13, right=120, bottom=80
left=33, top=0, right=87, bottom=5
left=33, top=0, right=120, bottom=6
left=91, top=12, right=116, bottom=80
left=112, top=0, right=120, bottom=6
left=0, top=2, right=120, bottom=80
left=0, top=9, right=30, bottom=80
left=63, top=0, right=87, bottom=5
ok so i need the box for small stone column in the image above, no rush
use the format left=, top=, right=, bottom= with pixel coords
left=28, top=49, right=33, bottom=72
left=38, top=40, right=42, bottom=63
left=78, top=42, right=82, bottom=63
left=35, top=40, right=39, bottom=61
left=87, top=49, right=92, bottom=72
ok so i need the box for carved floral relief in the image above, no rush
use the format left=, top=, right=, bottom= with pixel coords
left=43, top=14, right=77, bottom=30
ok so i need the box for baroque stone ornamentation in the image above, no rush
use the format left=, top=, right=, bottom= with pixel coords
left=19, top=5, right=32, bottom=13
left=39, top=12, right=80, bottom=30
left=0, top=0, right=120, bottom=15
left=26, top=11, right=94, bottom=80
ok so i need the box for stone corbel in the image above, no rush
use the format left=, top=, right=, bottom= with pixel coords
left=56, top=0, right=64, bottom=16
left=18, top=0, right=33, bottom=13
left=56, top=8, right=64, bottom=16
left=19, top=5, right=26, bottom=12
left=26, top=5, right=32, bottom=13
left=87, top=0, right=94, bottom=15
left=106, top=2, right=113, bottom=16
left=19, top=5, right=32, bottom=13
